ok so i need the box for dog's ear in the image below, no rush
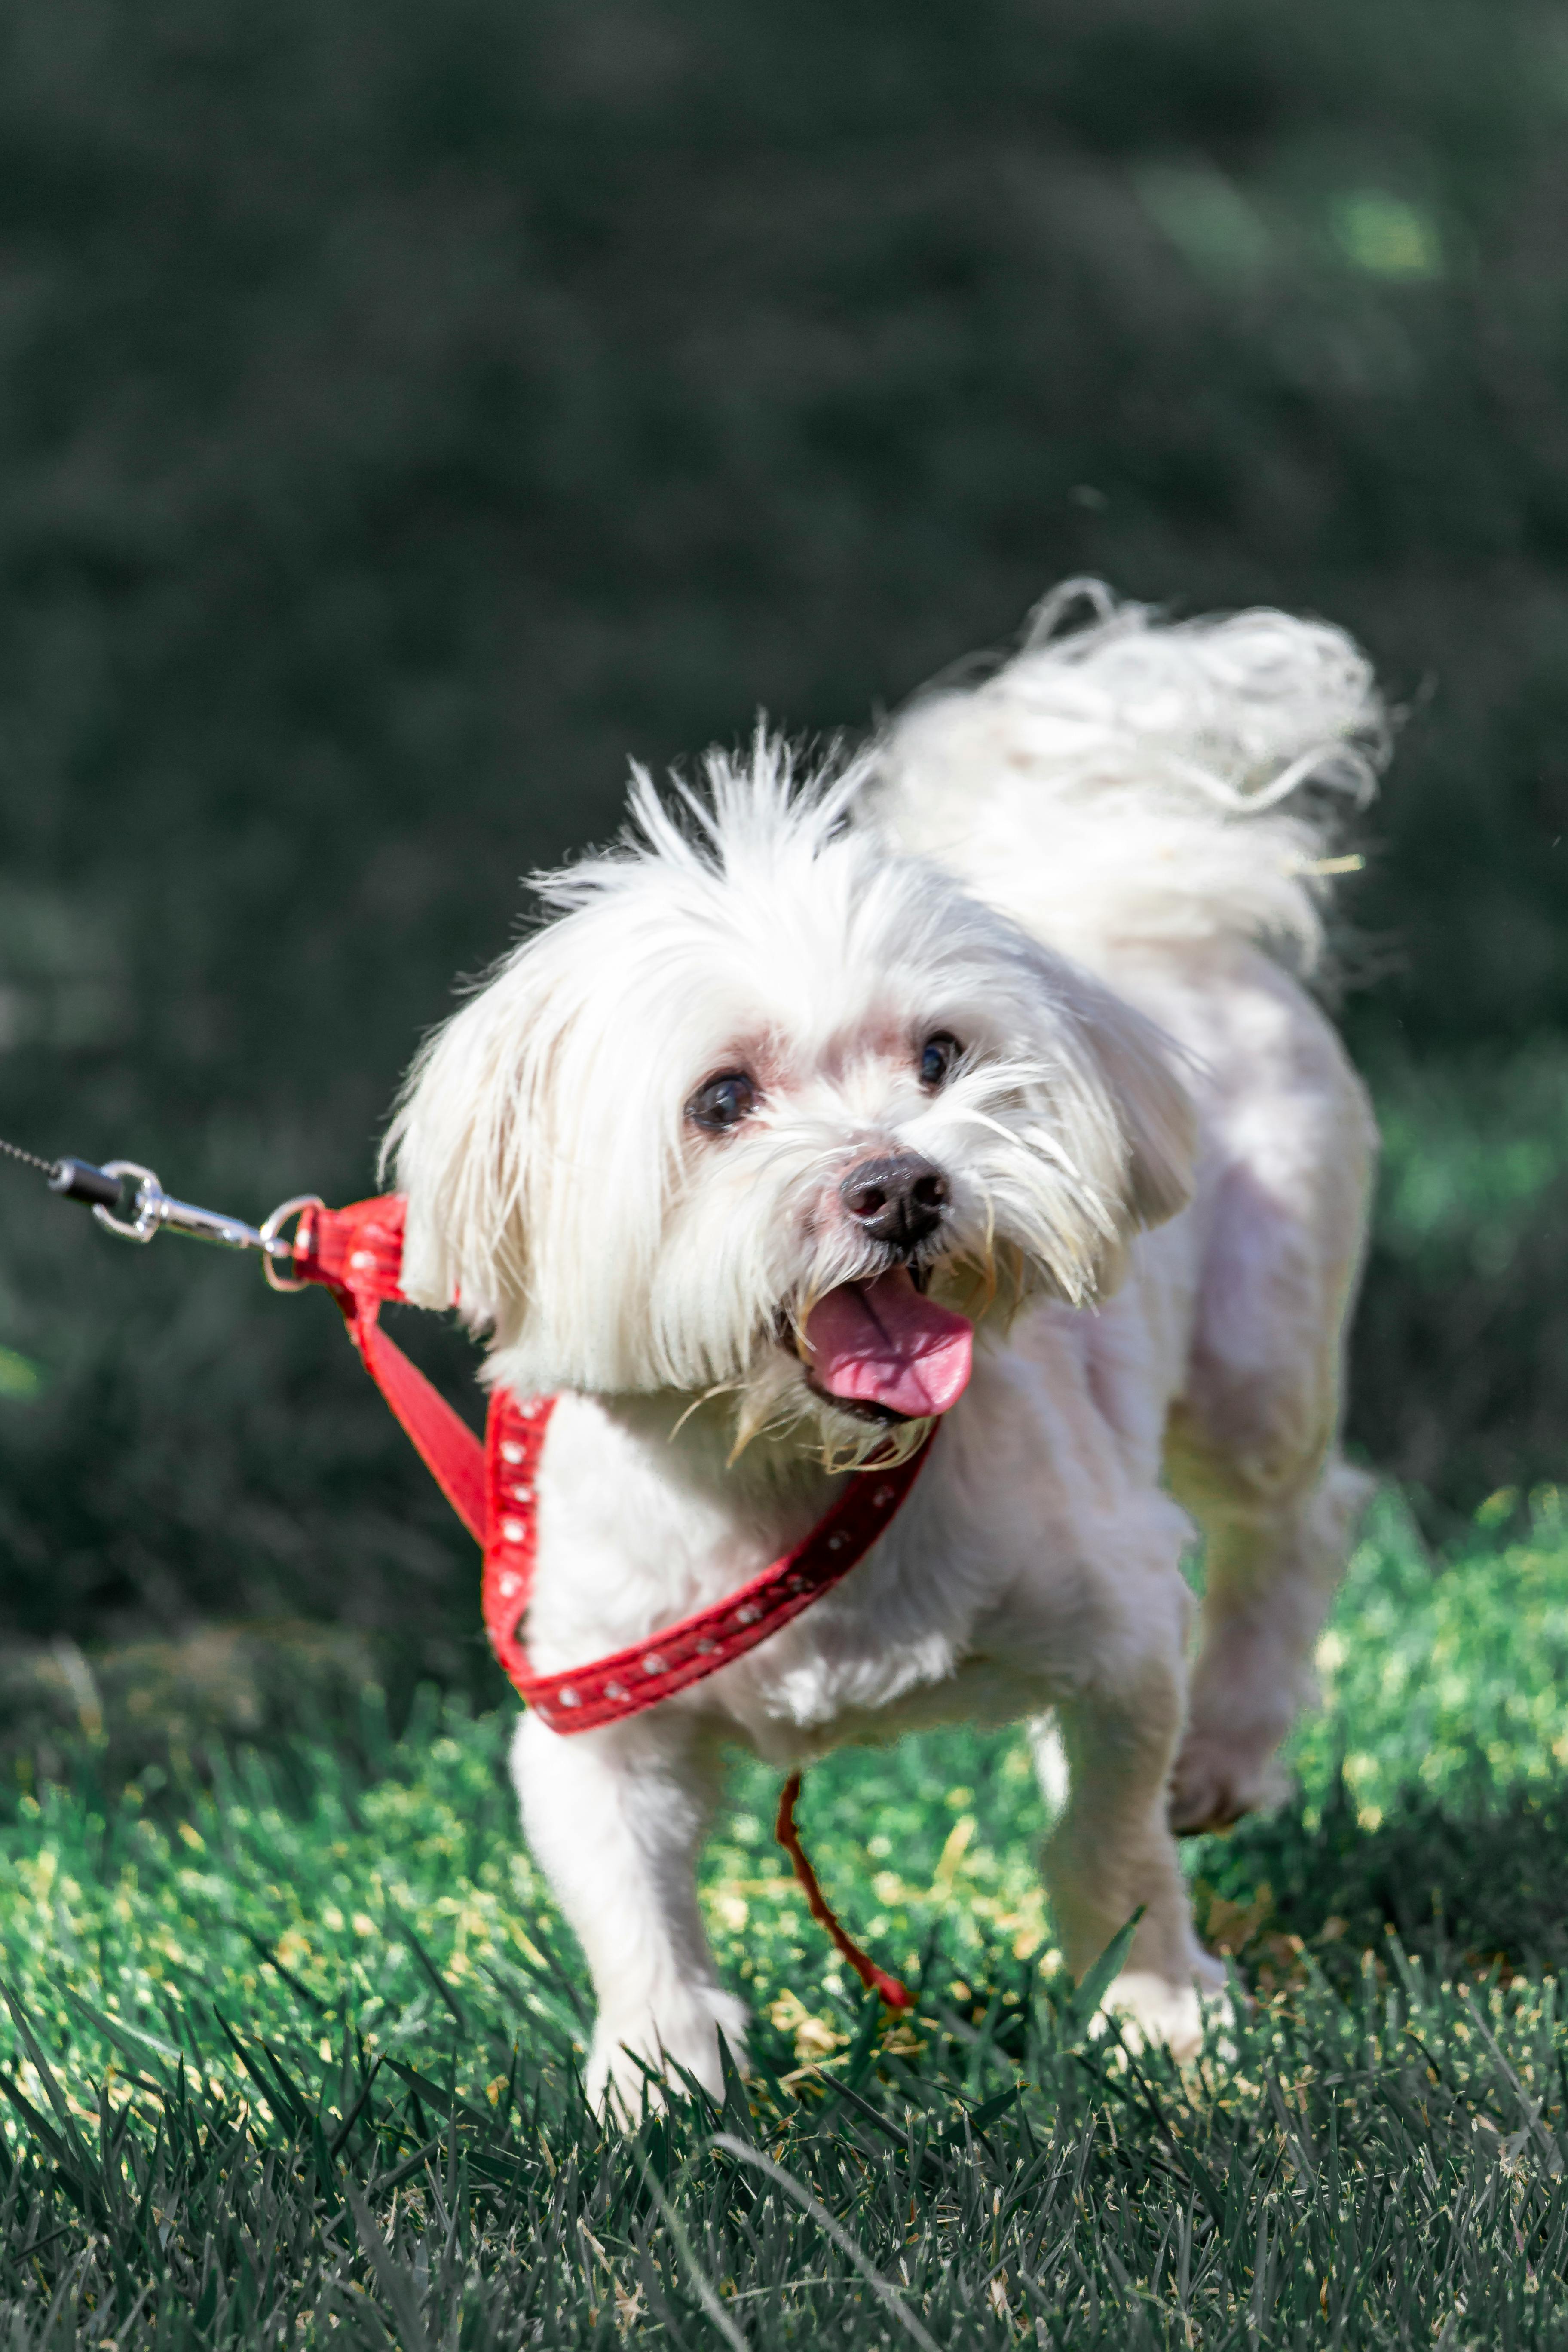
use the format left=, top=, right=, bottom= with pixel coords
left=385, top=919, right=678, bottom=1382
left=384, top=952, right=551, bottom=1338
left=1018, top=951, right=1197, bottom=1280
left=970, top=937, right=1198, bottom=1310
left=1069, top=981, right=1198, bottom=1234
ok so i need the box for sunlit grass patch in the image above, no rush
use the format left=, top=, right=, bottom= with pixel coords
left=1293, top=1483, right=1568, bottom=1814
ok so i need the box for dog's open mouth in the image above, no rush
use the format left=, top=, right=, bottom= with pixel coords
left=800, top=1267, right=973, bottom=1423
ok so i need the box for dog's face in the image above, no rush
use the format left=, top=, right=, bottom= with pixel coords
left=391, top=742, right=1195, bottom=1457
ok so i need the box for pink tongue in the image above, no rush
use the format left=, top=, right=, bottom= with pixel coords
left=803, top=1269, right=973, bottom=1418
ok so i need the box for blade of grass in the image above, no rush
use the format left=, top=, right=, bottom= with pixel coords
left=389, top=1914, right=469, bottom=2035
left=626, top=2133, right=748, bottom=2351
left=345, top=2181, right=434, bottom=2352
left=1067, top=1909, right=1145, bottom=2038
left=708, top=2133, right=940, bottom=2352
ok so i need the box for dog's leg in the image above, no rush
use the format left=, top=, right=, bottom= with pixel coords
left=511, top=1709, right=745, bottom=2113
left=1041, top=1587, right=1225, bottom=2058
left=1165, top=1016, right=1376, bottom=1834
left=1168, top=1455, right=1373, bottom=1832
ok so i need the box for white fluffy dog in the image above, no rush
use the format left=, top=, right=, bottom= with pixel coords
left=388, top=583, right=1383, bottom=2105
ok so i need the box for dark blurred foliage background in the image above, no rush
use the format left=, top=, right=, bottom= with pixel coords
left=0, top=0, right=1566, bottom=1678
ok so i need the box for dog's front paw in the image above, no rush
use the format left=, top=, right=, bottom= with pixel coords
left=587, top=1989, right=750, bottom=2116
left=1168, top=1727, right=1290, bottom=1835
left=1095, top=1966, right=1231, bottom=2064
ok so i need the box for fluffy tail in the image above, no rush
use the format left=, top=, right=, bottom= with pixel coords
left=866, top=581, right=1388, bottom=975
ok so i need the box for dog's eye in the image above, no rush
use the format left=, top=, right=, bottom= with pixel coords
left=919, top=1032, right=962, bottom=1089
left=687, top=1071, right=758, bottom=1132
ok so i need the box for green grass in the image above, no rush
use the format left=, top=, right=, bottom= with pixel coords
left=1352, top=1040, right=1568, bottom=1513
left=4, top=1496, right=1568, bottom=2343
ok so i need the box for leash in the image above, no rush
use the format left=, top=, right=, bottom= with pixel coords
left=5, top=1140, right=920, bottom=2009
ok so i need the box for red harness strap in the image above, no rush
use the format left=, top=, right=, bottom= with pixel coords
left=482, top=1386, right=930, bottom=1734
left=288, top=1194, right=924, bottom=2008
left=290, top=1194, right=488, bottom=1543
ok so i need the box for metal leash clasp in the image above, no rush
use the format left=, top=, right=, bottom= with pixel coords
left=90, top=1161, right=167, bottom=1244
left=92, top=1162, right=322, bottom=1287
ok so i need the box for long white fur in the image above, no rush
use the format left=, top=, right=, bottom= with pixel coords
left=390, top=733, right=1192, bottom=1403
left=388, top=586, right=1383, bottom=2106
left=867, top=577, right=1385, bottom=972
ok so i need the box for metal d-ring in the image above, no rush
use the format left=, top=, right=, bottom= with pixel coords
left=90, top=1161, right=164, bottom=1244
left=260, top=1194, right=324, bottom=1292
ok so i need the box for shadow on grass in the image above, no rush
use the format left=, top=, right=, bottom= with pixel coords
left=1195, top=1757, right=1568, bottom=1993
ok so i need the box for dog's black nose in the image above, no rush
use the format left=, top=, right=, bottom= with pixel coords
left=839, top=1153, right=949, bottom=1247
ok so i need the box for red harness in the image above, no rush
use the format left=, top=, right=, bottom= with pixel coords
left=288, top=1192, right=929, bottom=2006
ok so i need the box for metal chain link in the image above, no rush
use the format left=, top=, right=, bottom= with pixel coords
left=0, top=1134, right=58, bottom=1179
